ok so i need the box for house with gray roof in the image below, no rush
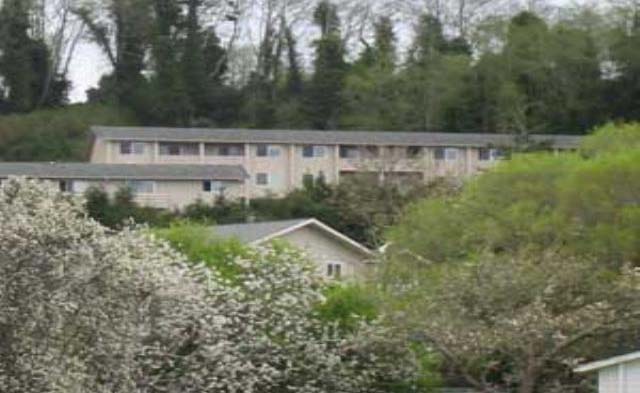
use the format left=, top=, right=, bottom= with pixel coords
left=213, top=218, right=375, bottom=280
left=89, top=126, right=584, bottom=200
left=0, top=162, right=248, bottom=209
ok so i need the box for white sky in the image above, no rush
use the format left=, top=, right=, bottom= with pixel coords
left=67, top=0, right=594, bottom=103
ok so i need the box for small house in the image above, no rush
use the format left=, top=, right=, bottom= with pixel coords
left=575, top=351, right=640, bottom=393
left=213, top=218, right=375, bottom=280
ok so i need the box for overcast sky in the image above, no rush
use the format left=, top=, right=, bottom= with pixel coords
left=66, top=0, right=594, bottom=103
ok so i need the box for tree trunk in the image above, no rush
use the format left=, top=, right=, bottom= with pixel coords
left=519, top=364, right=537, bottom=393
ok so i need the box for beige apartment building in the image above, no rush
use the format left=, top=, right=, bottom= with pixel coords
left=90, top=126, right=583, bottom=202
left=0, top=127, right=582, bottom=210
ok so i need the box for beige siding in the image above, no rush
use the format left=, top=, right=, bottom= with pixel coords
left=93, top=136, right=508, bottom=200
left=275, top=226, right=371, bottom=280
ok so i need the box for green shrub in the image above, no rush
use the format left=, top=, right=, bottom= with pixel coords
left=0, top=104, right=136, bottom=161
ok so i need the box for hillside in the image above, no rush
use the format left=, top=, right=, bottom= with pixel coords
left=0, top=105, right=137, bottom=162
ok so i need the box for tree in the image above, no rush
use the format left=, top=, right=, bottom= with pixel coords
left=382, top=250, right=640, bottom=393
left=0, top=177, right=421, bottom=392
left=0, top=0, right=69, bottom=113
left=388, top=123, right=640, bottom=266
left=306, top=1, right=347, bottom=130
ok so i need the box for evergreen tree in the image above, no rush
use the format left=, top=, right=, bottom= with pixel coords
left=0, top=0, right=68, bottom=113
left=307, top=1, right=346, bottom=130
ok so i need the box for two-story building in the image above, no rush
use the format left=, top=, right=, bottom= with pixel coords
left=0, top=127, right=583, bottom=209
left=89, top=126, right=583, bottom=203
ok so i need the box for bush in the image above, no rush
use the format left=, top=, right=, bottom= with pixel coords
left=0, top=104, right=136, bottom=162
left=0, top=177, right=424, bottom=393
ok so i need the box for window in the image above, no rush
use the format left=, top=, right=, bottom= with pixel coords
left=203, top=180, right=226, bottom=193
left=479, top=148, right=506, bottom=161
left=327, top=263, right=342, bottom=279
left=445, top=148, right=459, bottom=161
left=302, top=145, right=326, bottom=158
left=256, top=144, right=268, bottom=157
left=339, top=146, right=359, bottom=159
left=59, top=180, right=74, bottom=192
left=407, top=146, right=422, bottom=158
left=205, top=144, right=245, bottom=157
left=434, top=147, right=460, bottom=161
left=120, top=141, right=145, bottom=155
left=256, top=173, right=269, bottom=186
left=159, top=142, right=199, bottom=156
left=363, top=146, right=379, bottom=158
left=128, top=181, right=155, bottom=194
left=256, top=144, right=280, bottom=157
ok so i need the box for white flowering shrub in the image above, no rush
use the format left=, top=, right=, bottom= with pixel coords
left=0, top=178, right=418, bottom=393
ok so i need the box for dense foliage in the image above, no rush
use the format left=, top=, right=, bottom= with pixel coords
left=0, top=177, right=422, bottom=392
left=1, top=1, right=640, bottom=142
left=382, top=123, right=640, bottom=392
left=85, top=176, right=456, bottom=248
left=389, top=123, right=640, bottom=266
left=0, top=104, right=135, bottom=161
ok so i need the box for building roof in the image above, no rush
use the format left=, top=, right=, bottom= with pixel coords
left=574, top=351, right=640, bottom=373
left=212, top=218, right=374, bottom=257
left=0, top=163, right=248, bottom=181
left=92, top=126, right=584, bottom=149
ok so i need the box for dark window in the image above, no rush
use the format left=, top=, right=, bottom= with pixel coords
left=257, top=144, right=268, bottom=157
left=407, top=146, right=422, bottom=158
left=434, top=148, right=445, bottom=160
left=120, top=142, right=132, bottom=155
left=327, top=263, right=342, bottom=278
left=256, top=173, right=269, bottom=185
left=340, top=146, right=359, bottom=159
left=159, top=142, right=198, bottom=156
left=479, top=148, right=491, bottom=161
left=59, top=180, right=73, bottom=192
left=303, top=145, right=314, bottom=158
left=203, top=181, right=212, bottom=192
left=364, top=146, right=379, bottom=158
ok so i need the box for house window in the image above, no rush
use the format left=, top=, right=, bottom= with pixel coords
left=302, top=145, right=326, bottom=158
left=407, top=146, right=422, bottom=158
left=205, top=144, right=245, bottom=157
left=256, top=144, right=280, bottom=157
left=159, top=142, right=199, bottom=156
left=59, top=180, right=74, bottom=192
left=120, top=141, right=145, bottom=155
left=203, top=180, right=226, bottom=193
left=327, top=263, right=342, bottom=278
left=363, top=146, right=380, bottom=158
left=339, top=146, right=359, bottom=159
left=256, top=173, right=269, bottom=186
left=128, top=181, right=155, bottom=194
left=434, top=147, right=460, bottom=161
left=479, top=148, right=505, bottom=161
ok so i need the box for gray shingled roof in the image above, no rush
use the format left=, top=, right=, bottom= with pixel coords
left=92, top=126, right=584, bottom=149
left=0, top=163, right=248, bottom=181
left=213, top=219, right=310, bottom=244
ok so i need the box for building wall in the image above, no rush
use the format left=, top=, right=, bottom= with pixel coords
left=22, top=178, right=243, bottom=210
left=274, top=225, right=372, bottom=280
left=597, top=361, right=640, bottom=393
left=91, top=137, right=505, bottom=199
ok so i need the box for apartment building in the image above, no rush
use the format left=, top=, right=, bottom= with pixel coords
left=0, top=163, right=247, bottom=209
left=90, top=126, right=583, bottom=202
left=0, top=127, right=582, bottom=210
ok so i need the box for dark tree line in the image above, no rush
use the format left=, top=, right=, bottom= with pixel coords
left=1, top=0, right=640, bottom=135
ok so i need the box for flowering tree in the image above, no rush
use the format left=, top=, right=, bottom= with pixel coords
left=383, top=250, right=640, bottom=393
left=0, top=178, right=418, bottom=393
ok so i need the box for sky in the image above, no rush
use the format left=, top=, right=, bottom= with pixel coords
left=66, top=0, right=593, bottom=103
